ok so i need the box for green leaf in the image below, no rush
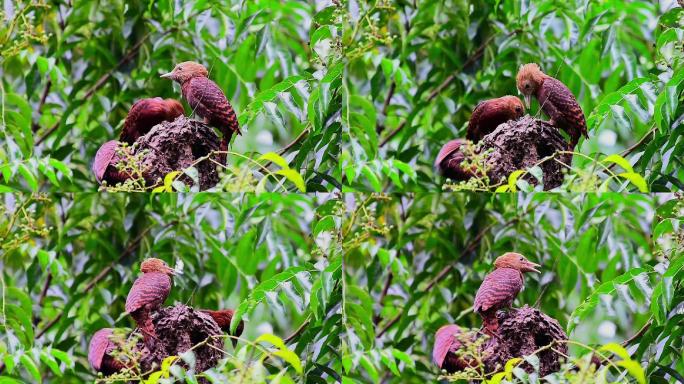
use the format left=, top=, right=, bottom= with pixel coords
left=18, top=355, right=40, bottom=383
left=618, top=172, right=648, bottom=192
left=275, top=169, right=306, bottom=192
left=255, top=334, right=303, bottom=374
left=258, top=152, right=289, bottom=169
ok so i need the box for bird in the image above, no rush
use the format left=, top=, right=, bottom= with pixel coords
left=88, top=328, right=128, bottom=375
left=120, top=98, right=185, bottom=144
left=93, top=140, right=133, bottom=185
left=125, top=258, right=177, bottom=346
left=473, top=252, right=540, bottom=337
left=201, top=309, right=244, bottom=347
left=466, top=96, right=525, bottom=143
left=160, top=61, right=241, bottom=164
left=434, top=139, right=474, bottom=181
left=432, top=324, right=474, bottom=373
left=516, top=63, right=588, bottom=149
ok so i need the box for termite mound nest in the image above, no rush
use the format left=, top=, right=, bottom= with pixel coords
left=481, top=305, right=568, bottom=376
left=441, top=306, right=568, bottom=377
left=479, top=115, right=572, bottom=190
left=99, top=116, right=222, bottom=191
left=134, top=116, right=221, bottom=190
left=136, top=304, right=224, bottom=374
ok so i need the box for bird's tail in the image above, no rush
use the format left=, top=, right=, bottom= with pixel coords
left=219, top=129, right=233, bottom=166
left=482, top=312, right=499, bottom=336
left=132, top=310, right=157, bottom=347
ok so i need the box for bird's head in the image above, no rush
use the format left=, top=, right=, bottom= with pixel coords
left=163, top=99, right=185, bottom=119
left=500, top=95, right=525, bottom=118
left=160, top=61, right=208, bottom=83
left=493, top=252, right=541, bottom=273
left=140, top=258, right=178, bottom=276
left=516, top=63, right=546, bottom=108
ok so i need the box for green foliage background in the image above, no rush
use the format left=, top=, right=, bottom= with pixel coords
left=1, top=193, right=342, bottom=382
left=342, top=0, right=684, bottom=192
left=1, top=0, right=342, bottom=192
left=342, top=193, right=684, bottom=383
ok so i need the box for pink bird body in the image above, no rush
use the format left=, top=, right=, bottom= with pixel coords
left=93, top=140, right=131, bottom=185
left=435, top=139, right=473, bottom=181
left=125, top=259, right=176, bottom=344
left=120, top=98, right=184, bottom=144
left=88, top=328, right=126, bottom=375
left=473, top=253, right=540, bottom=335
left=161, top=62, right=240, bottom=164
left=433, top=324, right=462, bottom=368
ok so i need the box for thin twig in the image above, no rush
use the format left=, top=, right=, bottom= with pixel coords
left=373, top=273, right=393, bottom=325
left=622, top=319, right=651, bottom=347
left=606, top=125, right=657, bottom=171
left=376, top=81, right=396, bottom=133
left=32, top=78, right=52, bottom=132
left=283, top=317, right=311, bottom=344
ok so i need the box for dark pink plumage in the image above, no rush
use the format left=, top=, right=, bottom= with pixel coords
left=120, top=98, right=184, bottom=144
left=125, top=258, right=175, bottom=344
left=435, top=139, right=473, bottom=181
left=473, top=253, right=540, bottom=335
left=88, top=328, right=126, bottom=375
left=161, top=62, right=240, bottom=164
left=93, top=140, right=131, bottom=185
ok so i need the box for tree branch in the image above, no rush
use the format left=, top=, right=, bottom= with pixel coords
left=35, top=30, right=159, bottom=145
left=378, top=29, right=523, bottom=148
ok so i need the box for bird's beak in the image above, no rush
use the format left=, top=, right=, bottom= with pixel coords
left=523, top=95, right=531, bottom=109
left=160, top=72, right=173, bottom=79
left=167, top=266, right=181, bottom=276
left=523, top=260, right=541, bottom=273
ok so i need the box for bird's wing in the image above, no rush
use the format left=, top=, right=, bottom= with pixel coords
left=540, top=78, right=588, bottom=137
left=88, top=329, right=111, bottom=370
left=466, top=102, right=487, bottom=141
left=125, top=272, right=171, bottom=313
left=92, top=141, right=119, bottom=182
left=186, top=77, right=241, bottom=134
left=121, top=99, right=167, bottom=143
left=433, top=325, right=460, bottom=366
left=473, top=268, right=523, bottom=313
left=435, top=139, right=464, bottom=168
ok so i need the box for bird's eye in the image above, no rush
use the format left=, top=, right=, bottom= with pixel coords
left=177, top=66, right=183, bottom=71
left=519, top=257, right=524, bottom=261
left=524, top=84, right=531, bottom=89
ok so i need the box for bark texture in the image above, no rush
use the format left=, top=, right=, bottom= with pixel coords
left=137, top=304, right=224, bottom=374
left=438, top=306, right=567, bottom=376
left=479, top=115, right=571, bottom=190
left=481, top=305, right=568, bottom=376
left=134, top=116, right=221, bottom=190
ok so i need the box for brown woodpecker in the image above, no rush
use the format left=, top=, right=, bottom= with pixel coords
left=93, top=140, right=133, bottom=185
left=201, top=309, right=244, bottom=347
left=88, top=328, right=127, bottom=375
left=125, top=258, right=177, bottom=346
left=161, top=61, right=241, bottom=164
left=432, top=324, right=474, bottom=373
left=466, top=96, right=525, bottom=143
left=120, top=98, right=185, bottom=144
left=435, top=139, right=474, bottom=181
left=473, top=252, right=540, bottom=336
left=517, top=63, right=588, bottom=149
